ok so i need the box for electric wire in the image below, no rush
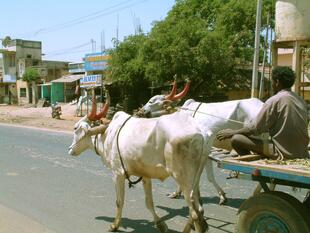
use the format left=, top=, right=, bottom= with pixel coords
left=33, top=0, right=148, bottom=35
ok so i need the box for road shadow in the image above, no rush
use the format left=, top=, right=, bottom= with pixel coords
left=162, top=194, right=246, bottom=209
left=95, top=216, right=179, bottom=233
left=201, top=196, right=246, bottom=209
left=95, top=196, right=245, bottom=232
left=157, top=204, right=236, bottom=233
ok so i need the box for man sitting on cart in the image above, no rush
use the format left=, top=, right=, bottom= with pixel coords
left=217, top=66, right=309, bottom=160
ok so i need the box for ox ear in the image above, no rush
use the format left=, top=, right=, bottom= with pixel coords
left=171, top=80, right=191, bottom=101
left=165, top=80, right=177, bottom=100
left=87, top=124, right=109, bottom=136
left=162, top=99, right=173, bottom=108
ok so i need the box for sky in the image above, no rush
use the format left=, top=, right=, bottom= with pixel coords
left=0, top=0, right=175, bottom=63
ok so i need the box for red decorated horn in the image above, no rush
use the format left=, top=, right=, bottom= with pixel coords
left=87, top=91, right=110, bottom=121
left=165, top=80, right=177, bottom=100
left=171, top=80, right=191, bottom=101
left=95, top=92, right=110, bottom=120
left=87, top=91, right=97, bottom=120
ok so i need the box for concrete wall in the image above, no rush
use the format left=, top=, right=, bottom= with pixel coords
left=12, top=40, right=42, bottom=60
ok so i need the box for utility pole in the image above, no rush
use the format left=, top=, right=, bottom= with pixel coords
left=91, top=39, right=96, bottom=53
left=259, top=12, right=270, bottom=99
left=116, top=14, right=119, bottom=42
left=251, top=0, right=263, bottom=98
left=101, top=30, right=105, bottom=52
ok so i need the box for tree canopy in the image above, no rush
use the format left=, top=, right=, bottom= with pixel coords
left=22, top=67, right=40, bottom=82
left=107, top=0, right=274, bottom=104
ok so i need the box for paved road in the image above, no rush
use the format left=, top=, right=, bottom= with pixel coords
left=0, top=124, right=306, bottom=233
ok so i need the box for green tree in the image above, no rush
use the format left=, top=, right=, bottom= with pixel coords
left=108, top=34, right=149, bottom=110
left=107, top=0, right=275, bottom=103
left=1, top=36, right=11, bottom=47
left=22, top=67, right=41, bottom=104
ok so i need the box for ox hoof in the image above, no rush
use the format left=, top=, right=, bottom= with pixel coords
left=167, top=191, right=182, bottom=199
left=108, top=224, right=119, bottom=232
left=182, top=223, right=193, bottom=233
left=193, top=220, right=208, bottom=233
left=155, top=221, right=168, bottom=233
left=219, top=194, right=227, bottom=205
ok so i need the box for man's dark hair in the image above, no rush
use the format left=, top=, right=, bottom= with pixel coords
left=272, top=66, right=295, bottom=88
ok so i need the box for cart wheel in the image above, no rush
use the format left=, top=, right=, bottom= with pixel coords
left=235, top=191, right=310, bottom=233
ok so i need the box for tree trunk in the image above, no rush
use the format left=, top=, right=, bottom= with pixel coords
left=31, top=81, right=38, bottom=105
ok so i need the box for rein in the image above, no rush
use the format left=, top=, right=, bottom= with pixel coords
left=116, top=116, right=142, bottom=188
left=94, top=134, right=100, bottom=156
left=179, top=106, right=244, bottom=125
left=192, top=102, right=203, bottom=118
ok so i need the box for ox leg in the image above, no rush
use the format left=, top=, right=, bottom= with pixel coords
left=205, top=158, right=226, bottom=205
left=176, top=165, right=208, bottom=233
left=109, top=175, right=125, bottom=232
left=167, top=185, right=182, bottom=199
left=180, top=186, right=208, bottom=233
left=142, top=178, right=168, bottom=233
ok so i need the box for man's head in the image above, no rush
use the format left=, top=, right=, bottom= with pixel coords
left=272, top=66, right=295, bottom=93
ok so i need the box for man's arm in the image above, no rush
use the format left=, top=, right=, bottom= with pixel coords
left=216, top=127, right=253, bottom=141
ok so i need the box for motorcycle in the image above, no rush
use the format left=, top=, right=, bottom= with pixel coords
left=51, top=103, right=62, bottom=119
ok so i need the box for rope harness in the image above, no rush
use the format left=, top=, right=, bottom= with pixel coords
left=192, top=102, right=203, bottom=118
left=179, top=105, right=244, bottom=125
left=116, top=116, right=142, bottom=188
left=94, top=134, right=100, bottom=156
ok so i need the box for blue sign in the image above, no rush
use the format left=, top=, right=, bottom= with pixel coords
left=3, top=74, right=16, bottom=83
left=84, top=52, right=110, bottom=71
left=80, top=74, right=102, bottom=88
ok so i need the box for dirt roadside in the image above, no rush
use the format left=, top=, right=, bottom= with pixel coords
left=0, top=103, right=80, bottom=133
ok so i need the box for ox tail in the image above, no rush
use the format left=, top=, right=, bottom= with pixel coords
left=171, top=133, right=205, bottom=195
left=190, top=134, right=206, bottom=197
left=188, top=134, right=209, bottom=232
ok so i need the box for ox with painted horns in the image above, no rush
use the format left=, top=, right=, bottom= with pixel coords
left=68, top=91, right=209, bottom=233
left=137, top=79, right=191, bottom=118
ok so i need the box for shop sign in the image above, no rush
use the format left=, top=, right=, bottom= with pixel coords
left=84, top=52, right=111, bottom=71
left=3, top=74, right=16, bottom=83
left=80, top=74, right=102, bottom=87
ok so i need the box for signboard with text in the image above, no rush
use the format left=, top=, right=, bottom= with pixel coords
left=84, top=52, right=111, bottom=71
left=80, top=74, right=102, bottom=88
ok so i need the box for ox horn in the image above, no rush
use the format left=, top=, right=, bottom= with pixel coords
left=87, top=124, right=109, bottom=136
left=87, top=90, right=97, bottom=120
left=87, top=91, right=110, bottom=121
left=165, top=80, right=177, bottom=100
left=95, top=92, right=110, bottom=120
left=171, top=80, right=191, bottom=101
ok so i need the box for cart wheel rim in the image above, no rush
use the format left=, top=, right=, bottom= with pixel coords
left=250, top=213, right=290, bottom=233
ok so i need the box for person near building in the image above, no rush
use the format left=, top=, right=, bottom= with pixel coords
left=216, top=66, right=309, bottom=160
left=75, top=84, right=81, bottom=102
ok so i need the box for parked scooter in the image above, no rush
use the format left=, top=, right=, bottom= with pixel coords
left=51, top=102, right=62, bottom=119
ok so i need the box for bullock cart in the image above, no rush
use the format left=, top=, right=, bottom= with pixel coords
left=210, top=148, right=310, bottom=233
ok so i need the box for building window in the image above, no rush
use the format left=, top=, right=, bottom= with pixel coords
left=9, top=54, right=15, bottom=67
left=20, top=88, right=26, bottom=97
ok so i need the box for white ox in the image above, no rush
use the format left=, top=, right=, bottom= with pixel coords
left=68, top=97, right=209, bottom=233
left=139, top=82, right=264, bottom=204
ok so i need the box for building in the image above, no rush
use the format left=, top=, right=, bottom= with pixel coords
left=0, top=39, right=69, bottom=105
